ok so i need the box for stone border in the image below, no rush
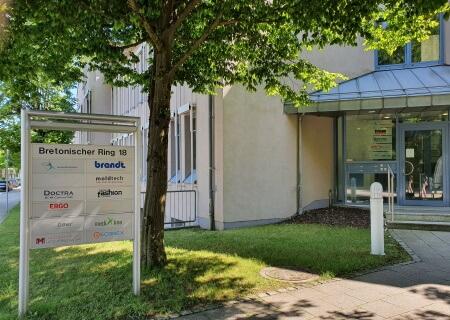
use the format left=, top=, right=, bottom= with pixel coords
left=148, top=230, right=422, bottom=319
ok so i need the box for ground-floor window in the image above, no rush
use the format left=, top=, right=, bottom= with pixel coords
left=168, top=106, right=197, bottom=185
left=336, top=109, right=450, bottom=206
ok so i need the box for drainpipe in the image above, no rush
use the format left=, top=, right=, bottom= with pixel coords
left=209, top=94, right=216, bottom=230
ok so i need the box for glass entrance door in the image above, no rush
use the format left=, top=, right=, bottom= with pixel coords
left=399, top=123, right=448, bottom=206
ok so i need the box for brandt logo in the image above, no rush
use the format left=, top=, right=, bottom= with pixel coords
left=94, top=161, right=126, bottom=169
left=97, top=189, right=122, bottom=198
left=44, top=190, right=74, bottom=199
left=95, top=175, right=125, bottom=183
left=94, top=217, right=123, bottom=226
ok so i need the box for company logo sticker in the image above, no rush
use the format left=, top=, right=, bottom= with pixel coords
left=92, top=231, right=124, bottom=240
left=44, top=190, right=74, bottom=199
left=97, top=189, right=123, bottom=198
left=94, top=161, right=126, bottom=169
left=49, top=203, right=69, bottom=210
left=57, top=222, right=73, bottom=228
left=41, top=162, right=80, bottom=171
left=94, top=217, right=123, bottom=226
left=33, top=233, right=82, bottom=247
left=95, top=175, right=125, bottom=183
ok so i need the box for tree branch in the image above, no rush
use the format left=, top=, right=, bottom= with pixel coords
left=127, top=0, right=163, bottom=51
left=167, top=0, right=202, bottom=37
left=168, top=15, right=225, bottom=79
left=109, top=38, right=147, bottom=50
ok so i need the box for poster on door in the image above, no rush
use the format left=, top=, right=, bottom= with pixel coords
left=368, top=120, right=393, bottom=160
left=30, top=144, right=135, bottom=249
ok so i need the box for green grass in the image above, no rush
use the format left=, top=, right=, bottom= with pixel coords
left=0, top=206, right=409, bottom=320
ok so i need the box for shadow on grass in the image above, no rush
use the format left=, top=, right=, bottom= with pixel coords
left=1, top=242, right=252, bottom=320
left=164, top=225, right=408, bottom=278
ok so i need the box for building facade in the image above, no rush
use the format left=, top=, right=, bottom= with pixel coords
left=77, top=16, right=450, bottom=229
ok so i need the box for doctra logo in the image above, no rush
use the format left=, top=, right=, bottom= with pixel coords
left=97, top=189, right=123, bottom=198
left=44, top=190, right=74, bottom=199
left=94, top=161, right=126, bottom=169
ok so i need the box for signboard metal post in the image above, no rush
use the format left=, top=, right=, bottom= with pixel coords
left=18, top=110, right=30, bottom=318
left=19, top=110, right=141, bottom=317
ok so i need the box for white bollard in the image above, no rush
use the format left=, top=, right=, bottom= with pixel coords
left=370, top=182, right=385, bottom=255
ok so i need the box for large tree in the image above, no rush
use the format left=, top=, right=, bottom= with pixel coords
left=1, top=0, right=448, bottom=268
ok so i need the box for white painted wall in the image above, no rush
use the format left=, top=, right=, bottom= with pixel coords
left=75, top=69, right=112, bottom=145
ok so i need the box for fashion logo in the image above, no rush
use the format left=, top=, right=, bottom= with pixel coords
left=94, top=161, right=126, bottom=169
left=97, top=189, right=123, bottom=198
left=44, top=190, right=74, bottom=199
left=94, top=217, right=123, bottom=226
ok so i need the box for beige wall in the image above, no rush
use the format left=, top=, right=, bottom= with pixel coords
left=302, top=38, right=373, bottom=78
left=214, top=42, right=373, bottom=228
left=219, top=85, right=298, bottom=228
left=445, top=18, right=450, bottom=65
left=300, top=116, right=334, bottom=210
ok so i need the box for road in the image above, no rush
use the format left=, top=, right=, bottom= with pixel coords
left=0, top=189, right=21, bottom=224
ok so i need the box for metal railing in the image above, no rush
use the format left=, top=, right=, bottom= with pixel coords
left=387, top=164, right=395, bottom=221
left=164, top=190, right=197, bottom=229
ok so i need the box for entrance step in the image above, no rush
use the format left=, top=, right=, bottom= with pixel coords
left=385, top=212, right=450, bottom=223
left=386, top=220, right=450, bottom=231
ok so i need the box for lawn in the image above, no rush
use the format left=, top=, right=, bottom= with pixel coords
left=0, top=206, right=409, bottom=320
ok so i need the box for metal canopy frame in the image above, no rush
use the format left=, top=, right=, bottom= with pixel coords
left=19, top=110, right=142, bottom=318
left=284, top=65, right=450, bottom=115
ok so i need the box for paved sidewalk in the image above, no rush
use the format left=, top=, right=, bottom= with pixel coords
left=179, top=230, right=450, bottom=319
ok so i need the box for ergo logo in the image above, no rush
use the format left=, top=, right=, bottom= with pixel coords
left=49, top=203, right=69, bottom=210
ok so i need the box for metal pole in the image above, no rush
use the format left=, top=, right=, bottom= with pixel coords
left=19, top=110, right=30, bottom=317
left=391, top=173, right=395, bottom=221
left=5, top=149, right=9, bottom=215
left=133, top=121, right=141, bottom=296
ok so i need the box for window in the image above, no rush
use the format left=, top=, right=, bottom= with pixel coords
left=142, top=128, right=148, bottom=181
left=376, top=17, right=441, bottom=68
left=184, top=114, right=192, bottom=179
left=346, top=114, right=396, bottom=161
left=169, top=107, right=197, bottom=184
left=184, top=110, right=197, bottom=184
left=169, top=119, right=180, bottom=183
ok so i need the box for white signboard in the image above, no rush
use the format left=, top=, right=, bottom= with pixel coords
left=19, top=111, right=141, bottom=317
left=30, top=143, right=135, bottom=249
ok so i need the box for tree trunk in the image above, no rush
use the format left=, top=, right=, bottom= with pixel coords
left=142, top=49, right=171, bottom=268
